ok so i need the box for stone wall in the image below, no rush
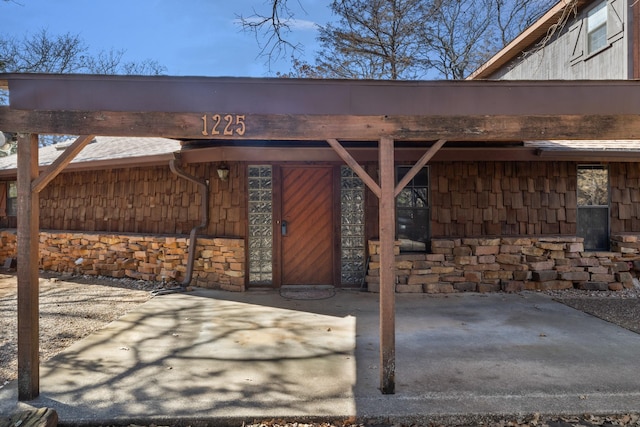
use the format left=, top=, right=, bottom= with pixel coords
left=0, top=230, right=245, bottom=291
left=367, top=235, right=640, bottom=293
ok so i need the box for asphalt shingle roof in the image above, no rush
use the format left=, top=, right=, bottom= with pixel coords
left=0, top=136, right=181, bottom=171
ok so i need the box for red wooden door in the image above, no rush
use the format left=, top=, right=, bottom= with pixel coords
left=281, top=166, right=334, bottom=285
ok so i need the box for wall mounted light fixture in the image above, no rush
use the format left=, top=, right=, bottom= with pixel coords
left=217, top=162, right=229, bottom=181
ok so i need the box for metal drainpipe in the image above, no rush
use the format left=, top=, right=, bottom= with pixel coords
left=169, top=152, right=210, bottom=287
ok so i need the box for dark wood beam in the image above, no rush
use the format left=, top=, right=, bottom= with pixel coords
left=31, top=135, right=94, bottom=193
left=326, top=138, right=381, bottom=198
left=6, top=75, right=640, bottom=117
left=4, top=108, right=640, bottom=141
left=634, top=0, right=640, bottom=79
left=0, top=144, right=635, bottom=181
left=395, top=140, right=446, bottom=197
left=178, top=145, right=640, bottom=164
left=17, top=133, right=40, bottom=401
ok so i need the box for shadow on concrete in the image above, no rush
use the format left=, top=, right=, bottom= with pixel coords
left=1, top=289, right=640, bottom=425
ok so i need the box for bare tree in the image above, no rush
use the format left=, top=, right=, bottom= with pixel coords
left=237, top=0, right=305, bottom=69
left=424, top=0, right=494, bottom=80
left=494, top=0, right=556, bottom=47
left=314, top=0, right=432, bottom=79
left=0, top=30, right=88, bottom=73
left=0, top=29, right=167, bottom=75
left=84, top=49, right=166, bottom=75
left=240, top=0, right=558, bottom=80
left=578, top=167, right=608, bottom=206
left=0, top=29, right=167, bottom=144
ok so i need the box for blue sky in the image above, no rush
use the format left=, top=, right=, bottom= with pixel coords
left=2, top=0, right=332, bottom=77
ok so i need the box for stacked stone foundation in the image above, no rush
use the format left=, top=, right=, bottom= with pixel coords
left=0, top=230, right=245, bottom=291
left=367, top=235, right=640, bottom=293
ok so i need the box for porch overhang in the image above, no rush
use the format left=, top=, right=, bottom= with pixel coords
left=3, top=74, right=640, bottom=141
left=4, top=73, right=640, bottom=401
left=177, top=143, right=640, bottom=163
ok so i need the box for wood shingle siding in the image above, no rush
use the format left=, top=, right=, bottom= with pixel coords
left=37, top=163, right=245, bottom=237
left=430, top=161, right=577, bottom=237
left=610, top=163, right=640, bottom=232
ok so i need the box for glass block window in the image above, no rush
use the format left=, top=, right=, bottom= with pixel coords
left=340, top=166, right=366, bottom=285
left=248, top=165, right=273, bottom=284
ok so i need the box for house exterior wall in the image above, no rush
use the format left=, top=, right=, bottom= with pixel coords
left=610, top=162, right=640, bottom=232
left=30, top=163, right=245, bottom=237
left=367, top=235, right=639, bottom=293
left=490, top=0, right=628, bottom=80
left=0, top=162, right=247, bottom=289
left=426, top=161, right=640, bottom=243
left=367, top=160, right=639, bottom=243
left=0, top=230, right=245, bottom=290
left=2, top=157, right=639, bottom=292
left=430, top=161, right=577, bottom=237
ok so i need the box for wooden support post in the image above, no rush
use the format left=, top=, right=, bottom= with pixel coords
left=379, top=137, right=396, bottom=394
left=326, top=137, right=444, bottom=395
left=395, top=140, right=446, bottom=197
left=326, top=138, right=381, bottom=198
left=31, top=135, right=94, bottom=194
left=17, top=133, right=40, bottom=400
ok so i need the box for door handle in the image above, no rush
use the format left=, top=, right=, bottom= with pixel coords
left=281, top=220, right=288, bottom=236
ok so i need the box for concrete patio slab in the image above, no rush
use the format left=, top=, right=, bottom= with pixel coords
left=1, top=289, right=639, bottom=425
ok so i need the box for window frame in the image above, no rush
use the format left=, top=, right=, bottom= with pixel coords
left=570, top=0, right=624, bottom=65
left=586, top=0, right=608, bottom=55
left=6, top=181, right=17, bottom=217
left=395, top=165, right=430, bottom=253
left=576, top=164, right=610, bottom=251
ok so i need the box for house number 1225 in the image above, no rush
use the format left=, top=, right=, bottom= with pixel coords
left=201, top=114, right=246, bottom=136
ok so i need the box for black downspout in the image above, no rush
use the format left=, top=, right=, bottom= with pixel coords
left=169, top=152, right=210, bottom=287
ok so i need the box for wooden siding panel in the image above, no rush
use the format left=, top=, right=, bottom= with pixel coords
left=431, top=161, right=578, bottom=238
left=37, top=164, right=245, bottom=237
left=491, top=0, right=628, bottom=80
left=610, top=163, right=640, bottom=233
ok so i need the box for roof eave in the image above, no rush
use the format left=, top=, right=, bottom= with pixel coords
left=467, top=0, right=590, bottom=80
left=0, top=152, right=177, bottom=178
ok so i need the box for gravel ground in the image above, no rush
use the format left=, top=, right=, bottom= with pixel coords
left=0, top=272, right=157, bottom=388
left=543, top=286, right=640, bottom=334
left=0, top=273, right=639, bottom=426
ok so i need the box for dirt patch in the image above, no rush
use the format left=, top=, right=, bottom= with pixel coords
left=0, top=272, right=157, bottom=387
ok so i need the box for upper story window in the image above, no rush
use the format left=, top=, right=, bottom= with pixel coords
left=587, top=1, right=607, bottom=54
left=570, top=0, right=624, bottom=65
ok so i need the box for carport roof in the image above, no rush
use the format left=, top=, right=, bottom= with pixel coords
left=3, top=73, right=640, bottom=117
left=3, top=73, right=640, bottom=142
